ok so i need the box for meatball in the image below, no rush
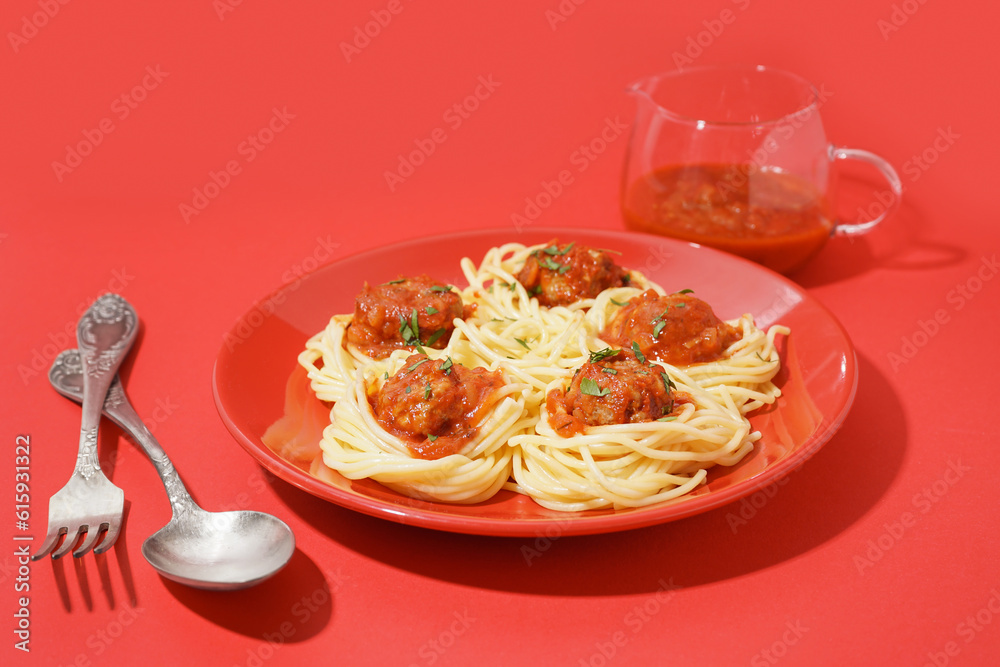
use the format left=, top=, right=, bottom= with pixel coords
left=372, top=354, right=504, bottom=459
left=515, top=241, right=630, bottom=307
left=546, top=348, right=678, bottom=435
left=346, top=275, right=463, bottom=358
left=600, top=289, right=742, bottom=366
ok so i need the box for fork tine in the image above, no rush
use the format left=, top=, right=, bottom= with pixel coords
left=52, top=527, right=84, bottom=559
left=32, top=528, right=67, bottom=561
left=93, top=520, right=122, bottom=555
left=72, top=525, right=106, bottom=558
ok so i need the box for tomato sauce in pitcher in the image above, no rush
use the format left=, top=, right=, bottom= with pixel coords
left=623, top=163, right=833, bottom=274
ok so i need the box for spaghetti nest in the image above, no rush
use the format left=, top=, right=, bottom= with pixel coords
left=297, top=241, right=788, bottom=511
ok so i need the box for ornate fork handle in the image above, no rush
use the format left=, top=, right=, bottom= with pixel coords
left=75, top=294, right=139, bottom=477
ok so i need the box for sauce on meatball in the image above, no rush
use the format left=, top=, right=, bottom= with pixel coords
left=371, top=354, right=505, bottom=459
left=546, top=348, right=687, bottom=436
left=346, top=275, right=465, bottom=358
left=515, top=241, right=630, bottom=307
left=600, top=290, right=742, bottom=366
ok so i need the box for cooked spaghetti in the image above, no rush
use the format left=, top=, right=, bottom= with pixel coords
left=295, top=240, right=787, bottom=510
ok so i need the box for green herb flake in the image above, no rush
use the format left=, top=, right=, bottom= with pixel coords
left=439, top=357, right=454, bottom=375
left=660, top=372, right=676, bottom=392
left=427, top=435, right=438, bottom=442
left=676, top=288, right=694, bottom=295
left=425, top=306, right=439, bottom=315
left=610, top=298, right=629, bottom=307
left=579, top=377, right=610, bottom=397
left=652, top=319, right=667, bottom=337
left=515, top=338, right=531, bottom=351
left=588, top=348, right=618, bottom=364
left=631, top=342, right=647, bottom=364
left=386, top=278, right=406, bottom=285
left=407, top=358, right=429, bottom=372
left=430, top=285, right=453, bottom=293
left=425, top=328, right=446, bottom=347
left=657, top=416, right=678, bottom=422
left=423, top=383, right=432, bottom=399
left=602, top=368, right=618, bottom=375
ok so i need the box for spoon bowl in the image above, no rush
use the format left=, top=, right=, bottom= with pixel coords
left=141, top=508, right=295, bottom=590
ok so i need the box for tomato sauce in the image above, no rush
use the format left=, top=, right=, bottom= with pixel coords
left=370, top=354, right=505, bottom=459
left=600, top=290, right=742, bottom=366
left=346, top=275, right=465, bottom=358
left=546, top=348, right=682, bottom=436
left=516, top=241, right=630, bottom=307
left=622, top=163, right=833, bottom=273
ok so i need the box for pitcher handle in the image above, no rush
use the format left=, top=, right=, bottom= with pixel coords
left=830, top=145, right=903, bottom=236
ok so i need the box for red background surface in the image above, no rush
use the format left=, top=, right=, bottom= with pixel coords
left=2, top=1, right=998, bottom=665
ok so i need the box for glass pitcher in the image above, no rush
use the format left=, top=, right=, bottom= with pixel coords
left=622, top=64, right=902, bottom=274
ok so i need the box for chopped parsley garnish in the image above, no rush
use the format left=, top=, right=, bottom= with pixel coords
left=430, top=285, right=453, bottom=292
left=425, top=328, right=446, bottom=346
left=427, top=435, right=438, bottom=442
left=675, top=288, right=694, bottom=295
left=439, top=357, right=454, bottom=375
left=399, top=309, right=426, bottom=353
left=515, top=338, right=531, bottom=351
left=652, top=319, right=667, bottom=337
left=579, top=378, right=610, bottom=397
left=386, top=278, right=406, bottom=284
left=610, top=298, right=629, bottom=307
left=407, top=358, right=429, bottom=372
left=588, top=348, right=618, bottom=364
left=631, top=342, right=647, bottom=364
left=423, top=383, right=432, bottom=399
left=425, top=306, right=439, bottom=315
left=602, top=368, right=618, bottom=375
left=660, top=372, right=676, bottom=392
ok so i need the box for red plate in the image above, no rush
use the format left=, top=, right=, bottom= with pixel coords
left=212, top=228, right=856, bottom=536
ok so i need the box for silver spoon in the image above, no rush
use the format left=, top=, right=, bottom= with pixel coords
left=49, top=349, right=295, bottom=590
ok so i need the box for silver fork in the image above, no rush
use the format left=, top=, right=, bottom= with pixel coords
left=32, top=294, right=139, bottom=560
